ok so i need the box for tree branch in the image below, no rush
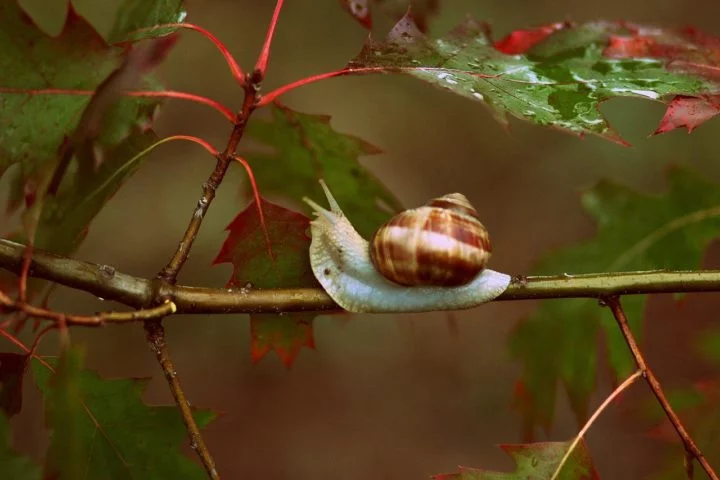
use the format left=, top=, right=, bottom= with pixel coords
left=150, top=73, right=263, bottom=479
left=5, top=238, right=720, bottom=317
left=145, top=320, right=218, bottom=479
left=605, top=296, right=719, bottom=480
left=0, top=289, right=175, bottom=326
left=158, top=81, right=257, bottom=285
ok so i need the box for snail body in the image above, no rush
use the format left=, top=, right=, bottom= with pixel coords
left=304, top=181, right=510, bottom=313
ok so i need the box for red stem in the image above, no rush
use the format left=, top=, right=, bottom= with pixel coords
left=164, top=135, right=220, bottom=156
left=18, top=243, right=33, bottom=303
left=128, top=23, right=245, bottom=85
left=0, top=328, right=53, bottom=370
left=254, top=0, right=286, bottom=77
left=232, top=156, right=273, bottom=259
left=259, top=67, right=389, bottom=105
left=125, top=91, right=235, bottom=122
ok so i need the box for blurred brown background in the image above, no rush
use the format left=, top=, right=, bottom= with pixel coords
left=5, top=0, right=720, bottom=478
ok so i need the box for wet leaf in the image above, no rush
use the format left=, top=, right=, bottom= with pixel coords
left=109, top=0, right=186, bottom=43
left=245, top=102, right=403, bottom=239
left=32, top=346, right=215, bottom=480
left=0, top=411, right=40, bottom=480
left=510, top=167, right=720, bottom=438
left=0, top=353, right=27, bottom=418
left=494, top=22, right=570, bottom=54
left=654, top=95, right=720, bottom=134
left=213, top=199, right=319, bottom=367
left=349, top=14, right=720, bottom=143
left=433, top=441, right=598, bottom=480
left=0, top=1, right=167, bottom=246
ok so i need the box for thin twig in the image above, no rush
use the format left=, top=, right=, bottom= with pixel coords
left=0, top=290, right=176, bottom=326
left=18, top=242, right=33, bottom=302
left=145, top=320, right=218, bottom=479
left=605, top=296, right=719, bottom=480
left=157, top=84, right=256, bottom=285
left=550, top=370, right=643, bottom=480
left=686, top=450, right=696, bottom=480
left=149, top=54, right=262, bottom=480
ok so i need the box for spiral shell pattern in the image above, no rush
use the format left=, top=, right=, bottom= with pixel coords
left=370, top=193, right=491, bottom=287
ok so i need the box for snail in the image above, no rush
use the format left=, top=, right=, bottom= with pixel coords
left=303, top=180, right=511, bottom=313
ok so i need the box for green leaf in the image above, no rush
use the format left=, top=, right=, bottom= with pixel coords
left=244, top=103, right=403, bottom=239
left=32, top=346, right=215, bottom=480
left=34, top=132, right=158, bottom=256
left=510, top=167, right=720, bottom=437
left=433, top=441, right=598, bottom=480
left=109, top=0, right=187, bottom=43
left=0, top=411, right=41, bottom=480
left=349, top=15, right=720, bottom=143
left=0, top=1, right=164, bottom=247
left=213, top=198, right=319, bottom=367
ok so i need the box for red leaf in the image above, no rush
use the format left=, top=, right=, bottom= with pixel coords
left=250, top=315, right=316, bottom=368
left=603, top=35, right=656, bottom=57
left=494, top=22, right=569, bottom=54
left=214, top=198, right=320, bottom=366
left=654, top=95, right=720, bottom=134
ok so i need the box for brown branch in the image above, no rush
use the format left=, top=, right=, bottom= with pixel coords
left=149, top=73, right=262, bottom=480
left=8, top=239, right=720, bottom=316
left=605, top=296, right=719, bottom=480
left=145, top=320, right=218, bottom=479
left=158, top=81, right=258, bottom=285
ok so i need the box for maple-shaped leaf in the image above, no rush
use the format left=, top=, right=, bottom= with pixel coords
left=341, top=0, right=439, bottom=32
left=32, top=346, right=215, bottom=479
left=109, top=0, right=186, bottom=43
left=643, top=380, right=720, bottom=479
left=244, top=102, right=403, bottom=239
left=0, top=353, right=27, bottom=418
left=349, top=14, right=720, bottom=143
left=0, top=1, right=169, bottom=247
left=640, top=329, right=720, bottom=479
left=0, top=411, right=41, bottom=480
left=510, top=167, right=720, bottom=439
left=433, top=441, right=598, bottom=480
left=214, top=198, right=319, bottom=367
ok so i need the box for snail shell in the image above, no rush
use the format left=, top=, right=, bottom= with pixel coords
left=303, top=180, right=510, bottom=313
left=369, top=193, right=491, bottom=287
